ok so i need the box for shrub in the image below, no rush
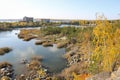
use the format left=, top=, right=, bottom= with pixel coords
left=89, top=16, right=120, bottom=73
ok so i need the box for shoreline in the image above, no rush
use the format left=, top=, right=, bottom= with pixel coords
left=0, top=24, right=120, bottom=79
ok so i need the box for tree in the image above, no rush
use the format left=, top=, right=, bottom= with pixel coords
left=89, top=16, right=120, bottom=73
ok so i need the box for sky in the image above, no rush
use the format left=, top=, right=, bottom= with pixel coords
left=0, top=0, right=120, bottom=19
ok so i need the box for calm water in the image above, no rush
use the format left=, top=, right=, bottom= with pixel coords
left=0, top=28, right=67, bottom=74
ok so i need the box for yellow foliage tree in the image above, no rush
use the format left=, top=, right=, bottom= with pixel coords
left=90, top=16, right=120, bottom=73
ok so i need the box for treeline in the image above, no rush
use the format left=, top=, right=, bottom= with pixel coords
left=70, top=20, right=120, bottom=25
left=0, top=22, right=41, bottom=29
left=0, top=19, right=119, bottom=31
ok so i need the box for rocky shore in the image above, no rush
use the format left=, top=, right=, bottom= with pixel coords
left=16, top=56, right=50, bottom=80
left=0, top=55, right=51, bottom=80
left=86, top=67, right=120, bottom=80
left=0, top=62, right=15, bottom=80
left=16, top=28, right=120, bottom=80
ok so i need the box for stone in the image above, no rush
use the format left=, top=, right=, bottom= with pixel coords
left=86, top=72, right=111, bottom=80
left=108, top=67, right=120, bottom=80
left=1, top=76, right=11, bottom=80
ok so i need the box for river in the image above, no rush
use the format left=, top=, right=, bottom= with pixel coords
left=0, top=28, right=67, bottom=75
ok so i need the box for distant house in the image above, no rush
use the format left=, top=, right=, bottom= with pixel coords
left=41, top=19, right=50, bottom=23
left=23, top=16, right=33, bottom=22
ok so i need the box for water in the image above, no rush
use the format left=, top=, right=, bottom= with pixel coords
left=60, top=24, right=80, bottom=27
left=0, top=28, right=67, bottom=74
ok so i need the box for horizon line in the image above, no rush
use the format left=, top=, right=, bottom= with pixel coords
left=0, top=18, right=119, bottom=21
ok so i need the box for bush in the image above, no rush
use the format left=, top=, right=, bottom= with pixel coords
left=89, top=17, right=120, bottom=74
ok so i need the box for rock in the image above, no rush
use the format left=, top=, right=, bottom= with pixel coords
left=57, top=42, right=67, bottom=48
left=15, top=33, right=18, bottom=35
left=60, top=36, right=67, bottom=40
left=44, top=69, right=48, bottom=72
left=21, top=59, right=28, bottom=64
left=106, top=67, right=120, bottom=80
left=20, top=74, right=25, bottom=77
left=0, top=62, right=12, bottom=68
left=1, top=68, right=6, bottom=72
left=1, top=76, right=11, bottom=80
left=0, top=62, right=15, bottom=79
left=64, top=46, right=80, bottom=65
left=86, top=72, right=111, bottom=80
left=66, top=44, right=73, bottom=50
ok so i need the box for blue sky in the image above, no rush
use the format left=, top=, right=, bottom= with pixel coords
left=0, top=0, right=120, bottom=19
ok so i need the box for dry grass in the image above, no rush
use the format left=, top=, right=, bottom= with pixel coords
left=18, top=29, right=40, bottom=41
left=58, top=62, right=88, bottom=79
left=23, top=35, right=37, bottom=41
left=31, top=56, right=43, bottom=61
left=0, top=47, right=12, bottom=55
left=1, top=76, right=11, bottom=80
left=27, top=55, right=43, bottom=70
left=19, top=29, right=40, bottom=36
left=35, top=40, right=45, bottom=45
left=42, top=42, right=53, bottom=47
left=0, top=49, right=5, bottom=55
left=0, top=62, right=12, bottom=68
left=27, top=60, right=41, bottom=70
left=57, top=41, right=68, bottom=48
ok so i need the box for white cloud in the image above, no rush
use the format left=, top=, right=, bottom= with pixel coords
left=48, top=44, right=59, bottom=52
left=13, top=47, right=35, bottom=60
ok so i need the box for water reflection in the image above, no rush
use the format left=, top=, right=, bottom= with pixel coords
left=0, top=29, right=67, bottom=74
left=48, top=44, right=59, bottom=52
left=13, top=47, right=35, bottom=61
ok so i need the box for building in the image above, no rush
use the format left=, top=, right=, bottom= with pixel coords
left=23, top=16, right=33, bottom=22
